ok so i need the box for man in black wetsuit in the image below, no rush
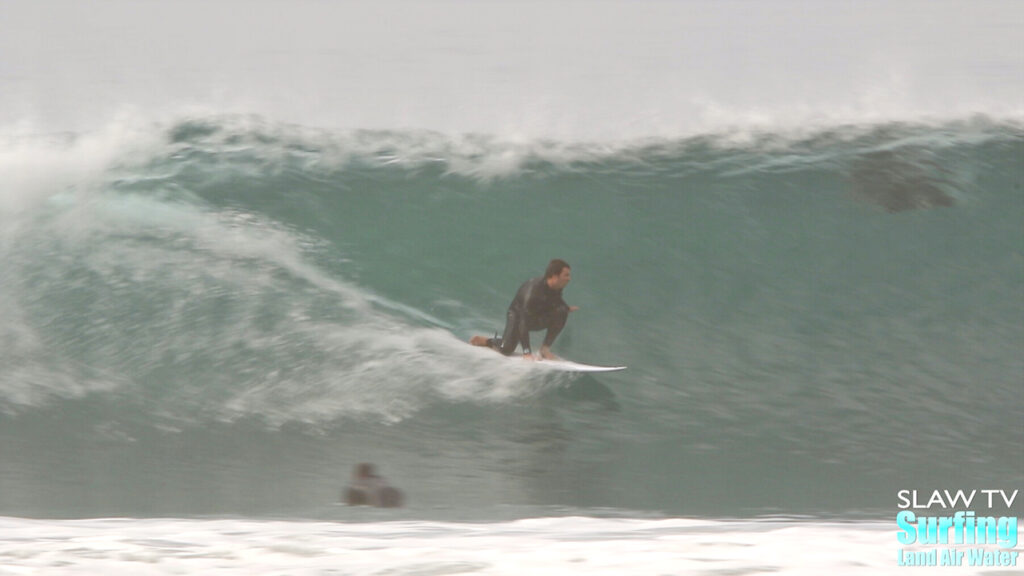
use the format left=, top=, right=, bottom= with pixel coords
left=470, top=259, right=578, bottom=360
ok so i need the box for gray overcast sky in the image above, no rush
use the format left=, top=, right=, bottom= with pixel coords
left=1, top=0, right=1021, bottom=138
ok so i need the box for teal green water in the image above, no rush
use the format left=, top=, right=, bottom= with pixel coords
left=1, top=117, right=1021, bottom=518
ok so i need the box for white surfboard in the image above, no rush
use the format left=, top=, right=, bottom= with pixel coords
left=467, top=335, right=624, bottom=372
left=530, top=358, right=627, bottom=373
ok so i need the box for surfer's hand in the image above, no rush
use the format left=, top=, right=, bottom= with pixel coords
left=569, top=306, right=579, bottom=312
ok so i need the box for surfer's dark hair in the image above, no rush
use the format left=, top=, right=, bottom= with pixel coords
left=545, top=259, right=570, bottom=279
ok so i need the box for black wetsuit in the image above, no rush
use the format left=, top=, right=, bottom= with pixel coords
left=488, top=276, right=570, bottom=356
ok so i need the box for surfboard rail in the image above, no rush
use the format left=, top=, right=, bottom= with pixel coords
left=530, top=358, right=626, bottom=373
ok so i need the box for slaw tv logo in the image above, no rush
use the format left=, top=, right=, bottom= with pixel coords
left=896, top=489, right=1020, bottom=568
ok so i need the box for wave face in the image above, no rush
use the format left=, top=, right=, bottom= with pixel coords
left=0, top=116, right=1020, bottom=518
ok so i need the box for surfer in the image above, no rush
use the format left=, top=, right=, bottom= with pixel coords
left=343, top=463, right=404, bottom=508
left=469, top=259, right=578, bottom=360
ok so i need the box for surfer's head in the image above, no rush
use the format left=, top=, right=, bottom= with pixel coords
left=354, top=463, right=376, bottom=479
left=545, top=259, right=571, bottom=290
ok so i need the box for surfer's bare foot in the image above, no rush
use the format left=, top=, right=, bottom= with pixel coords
left=539, top=345, right=559, bottom=360
left=469, top=335, right=490, bottom=346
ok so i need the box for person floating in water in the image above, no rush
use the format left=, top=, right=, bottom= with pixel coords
left=343, top=463, right=404, bottom=508
left=470, top=259, right=578, bottom=360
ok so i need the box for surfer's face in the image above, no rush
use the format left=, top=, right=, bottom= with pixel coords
left=550, top=267, right=571, bottom=290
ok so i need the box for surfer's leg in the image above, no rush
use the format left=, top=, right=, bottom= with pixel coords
left=492, top=308, right=520, bottom=355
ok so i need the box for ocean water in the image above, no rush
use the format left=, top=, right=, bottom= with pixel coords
left=1, top=1, right=1022, bottom=574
